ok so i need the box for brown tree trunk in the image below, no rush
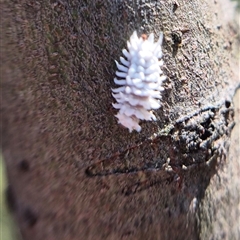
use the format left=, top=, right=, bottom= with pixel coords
left=1, top=0, right=239, bottom=239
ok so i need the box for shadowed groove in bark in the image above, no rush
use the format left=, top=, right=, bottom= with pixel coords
left=1, top=0, right=239, bottom=239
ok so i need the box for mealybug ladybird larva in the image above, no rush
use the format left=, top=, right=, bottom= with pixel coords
left=112, top=31, right=166, bottom=132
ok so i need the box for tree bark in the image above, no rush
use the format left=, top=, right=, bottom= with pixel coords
left=1, top=0, right=239, bottom=239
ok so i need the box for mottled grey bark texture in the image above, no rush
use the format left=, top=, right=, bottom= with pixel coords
left=1, top=0, right=239, bottom=239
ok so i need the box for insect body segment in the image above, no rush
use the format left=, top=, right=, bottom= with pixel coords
left=112, top=31, right=166, bottom=132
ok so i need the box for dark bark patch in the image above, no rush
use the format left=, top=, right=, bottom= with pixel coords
left=18, top=159, right=30, bottom=172
left=6, top=185, right=17, bottom=212
left=23, top=208, right=38, bottom=227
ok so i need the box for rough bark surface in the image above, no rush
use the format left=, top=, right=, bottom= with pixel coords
left=1, top=0, right=239, bottom=240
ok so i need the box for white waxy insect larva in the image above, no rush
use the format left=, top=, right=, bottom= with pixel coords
left=122, top=49, right=130, bottom=59
left=116, top=71, right=127, bottom=78
left=114, top=78, right=126, bottom=85
left=112, top=31, right=166, bottom=132
left=120, top=57, right=130, bottom=66
left=115, top=61, right=128, bottom=72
